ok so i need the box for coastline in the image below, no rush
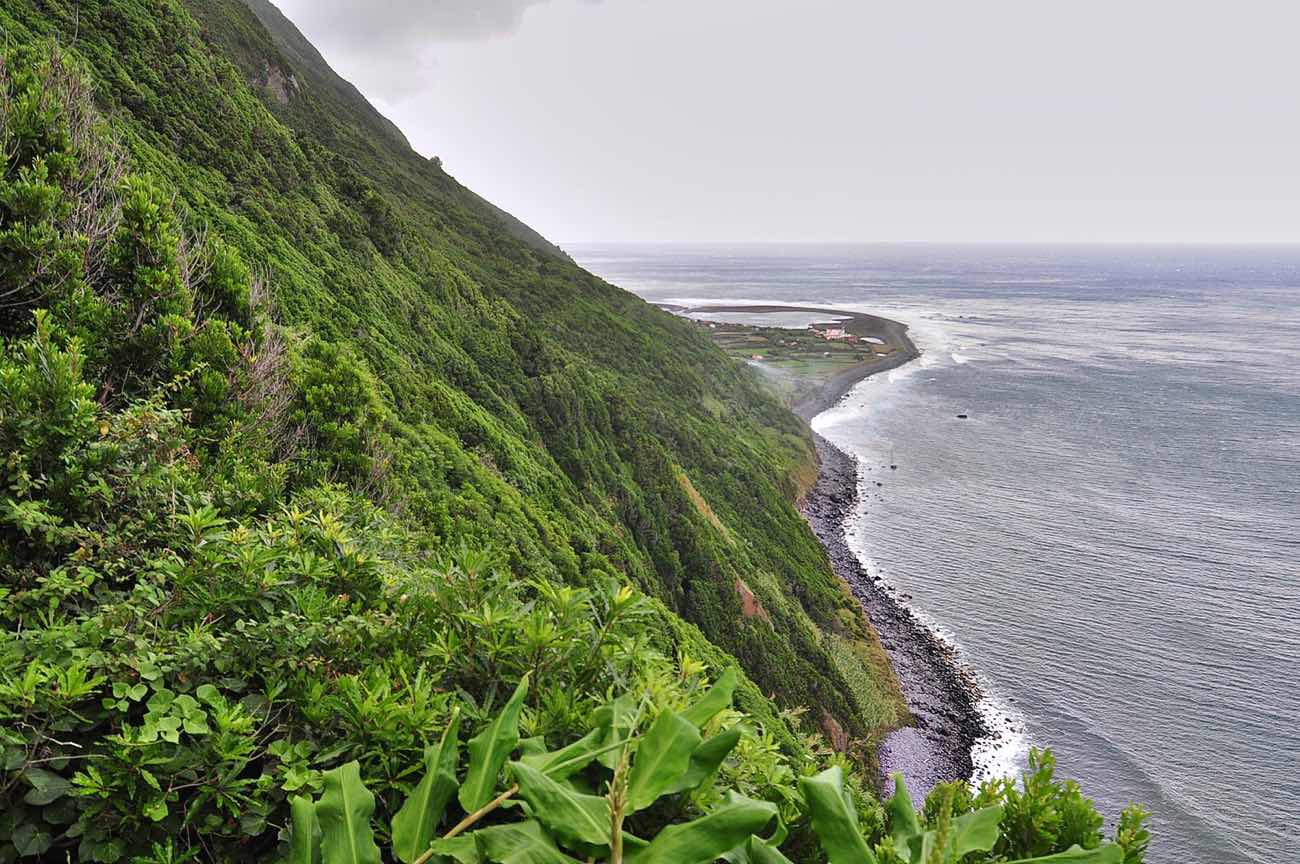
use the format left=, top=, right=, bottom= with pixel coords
left=669, top=300, right=996, bottom=798
left=785, top=314, right=991, bottom=800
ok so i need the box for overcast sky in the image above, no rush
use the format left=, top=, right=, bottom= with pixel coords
left=274, top=0, right=1300, bottom=244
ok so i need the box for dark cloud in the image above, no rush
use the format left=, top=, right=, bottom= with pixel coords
left=277, top=0, right=597, bottom=99
left=287, top=1, right=581, bottom=46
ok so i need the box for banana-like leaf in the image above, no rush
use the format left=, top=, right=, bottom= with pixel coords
left=288, top=795, right=321, bottom=864
left=662, top=726, right=742, bottom=796
left=1007, top=845, right=1124, bottom=864
left=888, top=779, right=1004, bottom=864
left=681, top=667, right=738, bottom=728
left=316, top=762, right=382, bottom=864
left=626, top=710, right=702, bottom=811
left=951, top=804, right=1003, bottom=859
left=625, top=791, right=778, bottom=864
left=474, top=819, right=583, bottom=864
left=721, top=836, right=796, bottom=864
left=886, top=774, right=921, bottom=855
left=460, top=675, right=530, bottom=812
left=621, top=833, right=651, bottom=857
left=748, top=840, right=796, bottom=864
left=518, top=736, right=547, bottom=758
left=799, top=766, right=877, bottom=864
left=915, top=829, right=936, bottom=864
left=518, top=727, right=604, bottom=780
left=591, top=692, right=638, bottom=769
left=393, top=708, right=463, bottom=864
left=508, top=761, right=611, bottom=846
left=425, top=835, right=480, bottom=864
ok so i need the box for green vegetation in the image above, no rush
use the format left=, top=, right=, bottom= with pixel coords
left=699, top=320, right=895, bottom=408
left=275, top=684, right=1148, bottom=864
left=0, top=2, right=1149, bottom=860
left=708, top=323, right=881, bottom=365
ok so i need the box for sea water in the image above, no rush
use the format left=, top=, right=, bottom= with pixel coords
left=572, top=243, right=1300, bottom=864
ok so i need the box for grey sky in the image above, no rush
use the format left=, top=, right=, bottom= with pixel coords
left=274, top=0, right=1300, bottom=244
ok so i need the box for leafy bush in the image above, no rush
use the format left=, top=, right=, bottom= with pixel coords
left=278, top=682, right=1146, bottom=864
left=289, top=336, right=390, bottom=487
left=917, top=751, right=1151, bottom=864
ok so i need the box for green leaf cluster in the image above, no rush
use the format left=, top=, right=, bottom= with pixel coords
left=283, top=684, right=1148, bottom=864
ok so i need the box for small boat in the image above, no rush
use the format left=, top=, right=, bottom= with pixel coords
left=956, top=413, right=969, bottom=419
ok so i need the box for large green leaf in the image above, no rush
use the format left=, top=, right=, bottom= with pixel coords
left=799, top=766, right=877, bottom=864
left=591, top=692, right=638, bottom=770
left=662, top=726, right=742, bottom=796
left=288, top=795, right=321, bottom=864
left=721, top=836, right=796, bottom=864
left=951, top=804, right=1003, bottom=859
left=508, top=761, right=610, bottom=846
left=891, top=784, right=1001, bottom=864
left=473, top=820, right=582, bottom=864
left=626, top=791, right=778, bottom=864
left=460, top=675, right=530, bottom=812
left=1007, top=845, right=1124, bottom=864
left=518, top=727, right=603, bottom=780
left=517, top=736, right=547, bottom=759
left=425, top=834, right=480, bottom=864
left=626, top=709, right=701, bottom=811
left=681, top=667, right=738, bottom=728
left=316, top=762, right=382, bottom=864
left=885, top=774, right=921, bottom=854
left=22, top=767, right=72, bottom=806
left=393, top=708, right=463, bottom=864
left=747, top=839, right=796, bottom=864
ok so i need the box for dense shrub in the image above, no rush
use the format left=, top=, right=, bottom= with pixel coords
left=268, top=698, right=1145, bottom=864
left=289, top=336, right=389, bottom=486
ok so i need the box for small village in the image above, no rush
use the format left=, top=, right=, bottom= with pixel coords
left=696, top=318, right=893, bottom=366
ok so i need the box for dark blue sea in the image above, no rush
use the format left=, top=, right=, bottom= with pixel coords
left=572, top=244, right=1300, bottom=864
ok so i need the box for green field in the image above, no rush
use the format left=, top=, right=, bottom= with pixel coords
left=701, top=322, right=889, bottom=405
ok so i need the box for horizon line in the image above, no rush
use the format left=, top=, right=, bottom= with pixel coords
left=559, top=238, right=1300, bottom=248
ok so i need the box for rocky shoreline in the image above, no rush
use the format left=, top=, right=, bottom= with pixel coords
left=801, top=431, right=990, bottom=799
left=671, top=300, right=999, bottom=798
left=791, top=321, right=992, bottom=801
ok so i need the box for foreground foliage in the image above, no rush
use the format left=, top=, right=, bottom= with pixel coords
left=280, top=681, right=1148, bottom=864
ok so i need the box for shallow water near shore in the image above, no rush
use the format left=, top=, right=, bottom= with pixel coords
left=573, top=243, right=1300, bottom=864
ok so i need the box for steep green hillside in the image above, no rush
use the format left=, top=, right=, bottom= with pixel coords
left=0, top=0, right=916, bottom=858
left=2, top=0, right=908, bottom=732
left=232, top=0, right=572, bottom=263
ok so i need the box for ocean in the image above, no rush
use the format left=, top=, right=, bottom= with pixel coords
left=571, top=243, right=1300, bottom=864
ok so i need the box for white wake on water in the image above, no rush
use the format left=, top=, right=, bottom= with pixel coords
left=659, top=295, right=1029, bottom=784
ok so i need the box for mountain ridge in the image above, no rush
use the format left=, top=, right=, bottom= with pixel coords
left=0, top=0, right=912, bottom=857
left=197, top=0, right=573, bottom=262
